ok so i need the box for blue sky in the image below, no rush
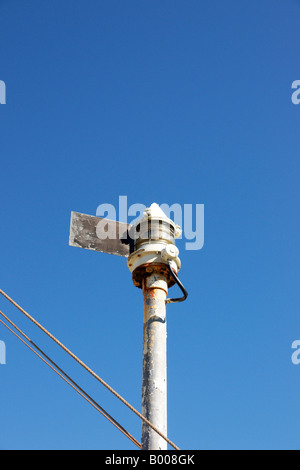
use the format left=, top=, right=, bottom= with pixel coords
left=0, top=0, right=299, bottom=450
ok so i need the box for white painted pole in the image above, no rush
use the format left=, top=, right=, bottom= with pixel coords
left=141, top=271, right=168, bottom=450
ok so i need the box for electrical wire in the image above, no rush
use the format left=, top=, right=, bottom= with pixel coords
left=0, top=288, right=180, bottom=450
left=166, top=262, right=188, bottom=303
left=0, top=309, right=141, bottom=449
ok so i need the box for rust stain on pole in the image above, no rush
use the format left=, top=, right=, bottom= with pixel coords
left=141, top=269, right=168, bottom=450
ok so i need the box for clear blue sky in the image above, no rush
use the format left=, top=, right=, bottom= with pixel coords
left=0, top=0, right=299, bottom=450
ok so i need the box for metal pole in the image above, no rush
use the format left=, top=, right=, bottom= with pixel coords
left=141, top=269, right=168, bottom=450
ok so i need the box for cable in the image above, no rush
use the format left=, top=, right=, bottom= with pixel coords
left=0, top=310, right=141, bottom=449
left=0, top=288, right=180, bottom=450
left=166, top=262, right=188, bottom=303
left=0, top=310, right=140, bottom=448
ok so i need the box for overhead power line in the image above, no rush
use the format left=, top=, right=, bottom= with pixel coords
left=0, top=288, right=180, bottom=450
left=0, top=309, right=141, bottom=449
